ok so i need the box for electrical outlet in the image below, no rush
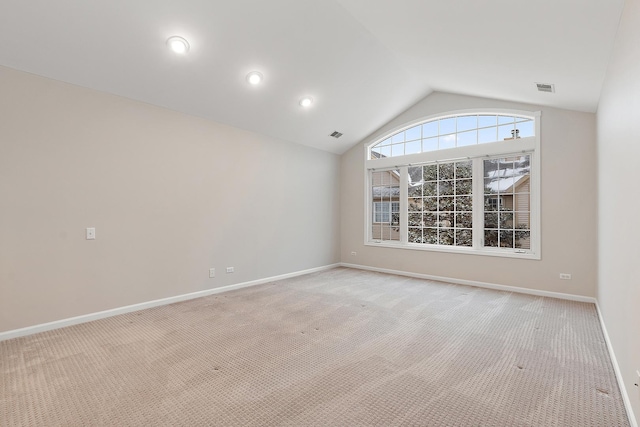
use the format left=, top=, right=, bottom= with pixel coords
left=209, top=268, right=215, bottom=278
left=86, top=227, right=96, bottom=240
left=559, top=273, right=572, bottom=280
left=226, top=267, right=234, bottom=273
left=351, top=251, right=357, bottom=256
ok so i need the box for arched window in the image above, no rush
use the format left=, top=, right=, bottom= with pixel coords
left=365, top=110, right=540, bottom=259
left=369, top=113, right=535, bottom=159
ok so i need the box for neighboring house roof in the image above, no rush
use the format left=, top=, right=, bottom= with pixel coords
left=486, top=174, right=528, bottom=193
left=372, top=186, right=401, bottom=198
left=485, top=165, right=530, bottom=193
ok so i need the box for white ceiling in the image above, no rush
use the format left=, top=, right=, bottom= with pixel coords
left=0, top=0, right=624, bottom=154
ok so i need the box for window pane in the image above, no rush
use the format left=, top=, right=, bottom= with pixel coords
left=484, top=230, right=499, bottom=247
left=456, top=161, right=472, bottom=178
left=424, top=228, right=438, bottom=244
left=439, top=197, right=454, bottom=211
left=405, top=140, right=421, bottom=155
left=500, top=212, right=514, bottom=228
left=456, top=196, right=473, bottom=211
left=439, top=134, right=456, bottom=150
left=378, top=137, right=392, bottom=146
left=484, top=196, right=500, bottom=210
left=374, top=202, right=390, bottom=223
left=424, top=212, right=437, bottom=227
left=456, top=212, right=473, bottom=228
left=500, top=230, right=514, bottom=247
left=457, top=115, right=477, bottom=132
left=422, top=137, right=438, bottom=152
left=408, top=197, right=422, bottom=211
left=391, top=144, right=405, bottom=157
left=516, top=120, right=534, bottom=138
left=424, top=197, right=438, bottom=211
left=484, top=212, right=498, bottom=228
left=405, top=125, right=421, bottom=141
left=439, top=117, right=456, bottom=135
left=372, top=170, right=389, bottom=185
left=478, top=127, right=498, bottom=144
left=439, top=163, right=454, bottom=180
left=498, top=123, right=515, bottom=140
left=408, top=166, right=423, bottom=186
left=422, top=121, right=438, bottom=138
left=438, top=212, right=453, bottom=228
left=423, top=164, right=438, bottom=181
left=516, top=231, right=531, bottom=249
left=440, top=229, right=455, bottom=245
left=514, top=211, right=530, bottom=229
left=408, top=184, right=421, bottom=198
left=455, top=179, right=472, bottom=195
left=377, top=170, right=392, bottom=185
left=498, top=115, right=515, bottom=125
left=385, top=226, right=400, bottom=242
left=478, top=115, right=497, bottom=128
left=456, top=229, right=473, bottom=247
left=457, top=130, right=477, bottom=146
left=391, top=132, right=404, bottom=143
left=408, top=228, right=423, bottom=243
left=439, top=180, right=454, bottom=196
left=376, top=145, right=391, bottom=158
left=423, top=181, right=437, bottom=196
left=408, top=212, right=422, bottom=226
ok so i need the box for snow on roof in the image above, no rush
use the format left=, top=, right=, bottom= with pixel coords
left=486, top=174, right=527, bottom=193
left=372, top=186, right=401, bottom=198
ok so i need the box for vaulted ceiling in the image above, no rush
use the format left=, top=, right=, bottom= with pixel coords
left=0, top=0, right=624, bottom=154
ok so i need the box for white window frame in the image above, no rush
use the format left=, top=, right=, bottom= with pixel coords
left=364, top=109, right=541, bottom=260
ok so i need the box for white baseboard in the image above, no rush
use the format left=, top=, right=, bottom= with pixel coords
left=340, top=263, right=597, bottom=303
left=595, top=302, right=638, bottom=427
left=0, top=263, right=340, bottom=342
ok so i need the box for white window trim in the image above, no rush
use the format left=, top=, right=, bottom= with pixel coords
left=363, top=109, right=541, bottom=260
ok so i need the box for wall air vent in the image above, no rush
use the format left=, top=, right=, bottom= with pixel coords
left=536, top=83, right=555, bottom=93
left=329, top=131, right=343, bottom=138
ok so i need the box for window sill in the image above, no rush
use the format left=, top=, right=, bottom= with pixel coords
left=364, top=240, right=541, bottom=260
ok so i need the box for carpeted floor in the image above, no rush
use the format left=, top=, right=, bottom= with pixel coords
left=0, top=267, right=630, bottom=426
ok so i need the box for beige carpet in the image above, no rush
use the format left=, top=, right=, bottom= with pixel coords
left=0, top=267, right=630, bottom=426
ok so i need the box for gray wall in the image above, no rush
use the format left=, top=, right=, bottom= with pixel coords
left=341, top=92, right=598, bottom=297
left=0, top=66, right=341, bottom=332
left=597, top=0, right=640, bottom=423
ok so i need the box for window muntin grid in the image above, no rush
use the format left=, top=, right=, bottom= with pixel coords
left=365, top=110, right=539, bottom=258
left=483, top=155, right=531, bottom=249
left=373, top=201, right=400, bottom=223
left=370, top=114, right=534, bottom=160
left=407, top=160, right=473, bottom=247
left=371, top=169, right=400, bottom=242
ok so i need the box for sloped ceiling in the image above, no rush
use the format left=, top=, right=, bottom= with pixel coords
left=0, top=0, right=624, bottom=154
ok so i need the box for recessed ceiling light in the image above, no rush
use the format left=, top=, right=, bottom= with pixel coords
left=246, top=71, right=263, bottom=85
left=166, top=36, right=190, bottom=54
left=299, top=97, right=313, bottom=107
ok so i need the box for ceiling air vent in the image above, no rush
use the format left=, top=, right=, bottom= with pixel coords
left=329, top=131, right=343, bottom=139
left=536, top=83, right=555, bottom=93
